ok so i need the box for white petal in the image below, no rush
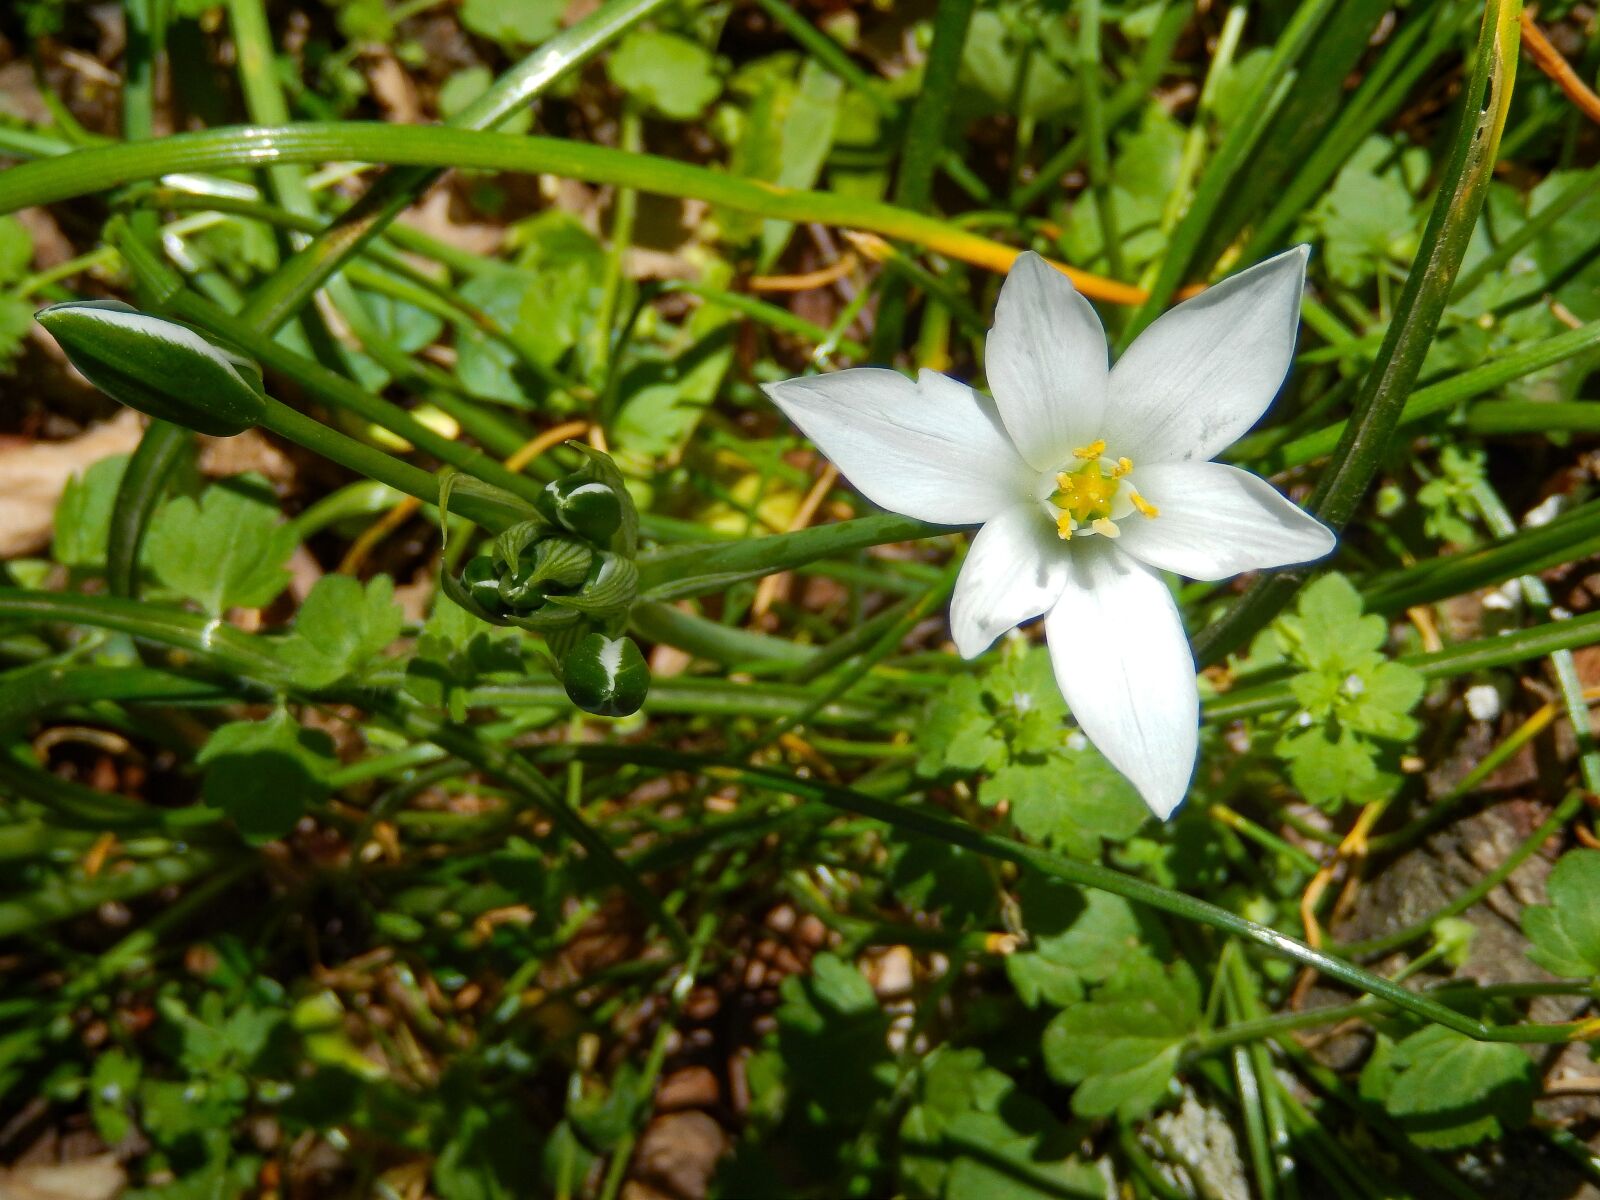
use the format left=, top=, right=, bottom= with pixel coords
left=1115, top=462, right=1336, bottom=580
left=950, top=504, right=1070, bottom=657
left=763, top=368, right=1032, bottom=525
left=1102, top=245, right=1308, bottom=464
left=986, top=252, right=1110, bottom=470
left=1045, top=540, right=1197, bottom=819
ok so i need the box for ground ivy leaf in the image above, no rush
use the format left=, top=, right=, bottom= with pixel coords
left=1042, top=958, right=1197, bottom=1120
left=1308, top=136, right=1421, bottom=287
left=277, top=574, right=404, bottom=689
left=1522, top=849, right=1600, bottom=977
left=198, top=709, right=334, bottom=842
left=1362, top=1026, right=1537, bottom=1149
left=146, top=474, right=294, bottom=615
left=901, top=1048, right=1104, bottom=1200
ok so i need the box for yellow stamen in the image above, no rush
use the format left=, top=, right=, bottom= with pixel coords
left=1072, top=439, right=1106, bottom=461
left=1129, top=490, right=1160, bottom=519
left=1091, top=517, right=1121, bottom=538
left=1056, top=513, right=1075, bottom=540
left=1110, top=457, right=1134, bottom=479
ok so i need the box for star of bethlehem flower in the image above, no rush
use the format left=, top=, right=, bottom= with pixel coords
left=763, top=246, right=1335, bottom=819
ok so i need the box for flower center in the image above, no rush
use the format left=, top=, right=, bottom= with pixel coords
left=1048, top=439, right=1159, bottom=540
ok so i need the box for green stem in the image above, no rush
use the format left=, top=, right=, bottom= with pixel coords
left=560, top=745, right=1590, bottom=1043
left=240, top=0, right=684, bottom=334
left=1192, top=0, right=1522, bottom=665
left=106, top=420, right=189, bottom=598
left=637, top=514, right=943, bottom=600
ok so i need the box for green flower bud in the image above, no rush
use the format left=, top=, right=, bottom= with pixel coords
left=540, top=476, right=623, bottom=545
left=500, top=538, right=594, bottom=611
left=35, top=300, right=267, bottom=437
left=563, top=633, right=649, bottom=717
left=522, top=537, right=594, bottom=591
left=460, top=554, right=503, bottom=612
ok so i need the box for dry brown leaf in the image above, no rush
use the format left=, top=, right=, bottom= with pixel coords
left=0, top=1154, right=126, bottom=1200
left=0, top=409, right=142, bottom=559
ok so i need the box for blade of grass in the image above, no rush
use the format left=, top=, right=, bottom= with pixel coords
left=0, top=123, right=1147, bottom=305
left=869, top=0, right=976, bottom=358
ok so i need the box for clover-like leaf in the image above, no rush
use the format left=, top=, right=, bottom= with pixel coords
left=1042, top=957, right=1198, bottom=1120
left=145, top=474, right=295, bottom=615
left=1360, top=1025, right=1536, bottom=1149
left=277, top=574, right=404, bottom=690
left=1523, top=849, right=1600, bottom=978
left=197, top=709, right=334, bottom=842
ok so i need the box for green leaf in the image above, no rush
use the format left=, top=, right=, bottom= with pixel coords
left=614, top=319, right=736, bottom=459
left=1522, top=849, right=1600, bottom=977
left=916, top=674, right=1005, bottom=776
left=1279, top=573, right=1385, bottom=668
left=1275, top=724, right=1387, bottom=810
left=52, top=453, right=130, bottom=568
left=1042, top=958, right=1198, bottom=1120
left=758, top=60, right=843, bottom=268
left=276, top=573, right=404, bottom=689
left=992, top=744, right=1148, bottom=859
left=88, top=1047, right=141, bottom=1143
left=197, top=709, right=335, bottom=842
left=1360, top=1025, right=1537, bottom=1149
left=901, top=1047, right=1106, bottom=1200
left=145, top=475, right=295, bottom=615
left=459, top=0, right=563, bottom=50
left=774, top=953, right=894, bottom=1125
left=0, top=214, right=34, bottom=280
left=1008, top=879, right=1167, bottom=1008
left=607, top=29, right=721, bottom=120
left=1306, top=136, right=1422, bottom=287
left=958, top=8, right=1074, bottom=119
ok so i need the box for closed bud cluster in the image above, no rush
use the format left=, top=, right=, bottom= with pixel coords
left=443, top=446, right=649, bottom=717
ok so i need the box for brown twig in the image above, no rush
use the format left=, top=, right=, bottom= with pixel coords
left=1520, top=10, right=1600, bottom=127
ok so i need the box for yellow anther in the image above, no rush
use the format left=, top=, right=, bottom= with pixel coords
left=1056, top=513, right=1075, bottom=540
left=1110, top=457, right=1134, bottom=479
left=1072, top=439, right=1106, bottom=461
left=1129, top=491, right=1160, bottom=519
left=1091, top=517, right=1121, bottom=538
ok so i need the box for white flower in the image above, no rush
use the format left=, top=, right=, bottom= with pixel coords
left=762, top=247, right=1336, bottom=819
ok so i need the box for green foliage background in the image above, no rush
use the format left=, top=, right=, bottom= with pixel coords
left=2, top=0, right=1600, bottom=1195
